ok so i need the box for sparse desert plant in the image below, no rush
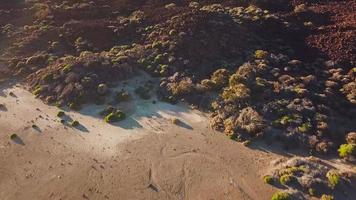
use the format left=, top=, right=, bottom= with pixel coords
left=169, top=78, right=195, bottom=96
left=279, top=174, right=293, bottom=185
left=222, top=84, right=250, bottom=102
left=10, top=133, right=18, bottom=140
left=171, top=118, right=180, bottom=125
left=104, top=110, right=126, bottom=123
left=33, top=86, right=42, bottom=96
left=57, top=111, right=65, bottom=117
left=254, top=50, right=268, bottom=59
left=61, top=64, right=72, bottom=74
left=71, top=120, right=80, bottom=127
left=236, top=107, right=265, bottom=135
left=211, top=68, right=230, bottom=88
left=346, top=132, right=356, bottom=144
left=338, top=144, right=355, bottom=159
left=271, top=191, right=290, bottom=200
left=326, top=170, right=340, bottom=189
left=263, top=175, right=273, bottom=184
left=200, top=79, right=217, bottom=90
left=321, top=194, right=334, bottom=200
left=298, top=122, right=312, bottom=133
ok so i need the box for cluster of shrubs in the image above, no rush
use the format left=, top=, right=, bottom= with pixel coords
left=4, top=0, right=354, bottom=156
left=26, top=46, right=139, bottom=109
left=265, top=157, right=355, bottom=200
left=100, top=106, right=126, bottom=123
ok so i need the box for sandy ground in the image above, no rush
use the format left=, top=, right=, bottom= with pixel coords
left=0, top=77, right=282, bottom=200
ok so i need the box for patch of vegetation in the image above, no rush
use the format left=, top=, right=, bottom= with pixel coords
left=71, top=120, right=80, bottom=127
left=263, top=175, right=273, bottom=184
left=104, top=110, right=126, bottom=123
left=338, top=144, right=355, bottom=159
left=298, top=122, right=312, bottom=133
left=171, top=118, right=180, bottom=125
left=321, top=194, right=334, bottom=200
left=33, top=85, right=42, bottom=96
left=279, top=174, right=293, bottom=185
left=10, top=133, right=18, bottom=140
left=57, top=111, right=65, bottom=117
left=221, top=84, right=250, bottom=102
left=271, top=191, right=290, bottom=200
left=326, top=170, right=340, bottom=189
left=254, top=50, right=268, bottom=59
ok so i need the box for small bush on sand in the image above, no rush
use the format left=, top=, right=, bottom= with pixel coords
left=10, top=133, right=18, bottom=140
left=338, top=144, right=355, bottom=159
left=33, top=86, right=42, bottom=96
left=326, top=170, right=340, bottom=189
left=263, top=175, right=273, bottom=184
left=104, top=110, right=126, bottom=123
left=57, top=111, right=65, bottom=117
left=271, top=191, right=290, bottom=200
left=171, top=118, right=180, bottom=125
left=71, top=120, right=80, bottom=127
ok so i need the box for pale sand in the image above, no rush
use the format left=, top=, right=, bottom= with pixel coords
left=0, top=79, right=279, bottom=200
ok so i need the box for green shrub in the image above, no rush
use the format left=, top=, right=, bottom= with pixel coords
left=57, top=111, right=65, bottom=117
left=221, top=84, right=250, bottom=102
left=263, top=175, right=273, bottom=184
left=236, top=107, right=265, bottom=135
left=104, top=110, right=126, bottom=123
left=279, top=174, right=293, bottom=185
left=326, top=170, right=340, bottom=189
left=33, top=86, right=42, bottom=96
left=211, top=68, right=229, bottom=88
left=71, top=120, right=80, bottom=127
left=10, top=133, right=18, bottom=140
left=61, top=64, right=72, bottom=74
left=338, top=144, right=355, bottom=158
left=169, top=78, right=195, bottom=96
left=271, top=191, right=290, bottom=200
left=321, top=194, right=334, bottom=200
left=298, top=122, right=312, bottom=133
left=254, top=50, right=268, bottom=59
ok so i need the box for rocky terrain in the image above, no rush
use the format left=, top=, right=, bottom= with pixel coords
left=0, top=0, right=355, bottom=200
